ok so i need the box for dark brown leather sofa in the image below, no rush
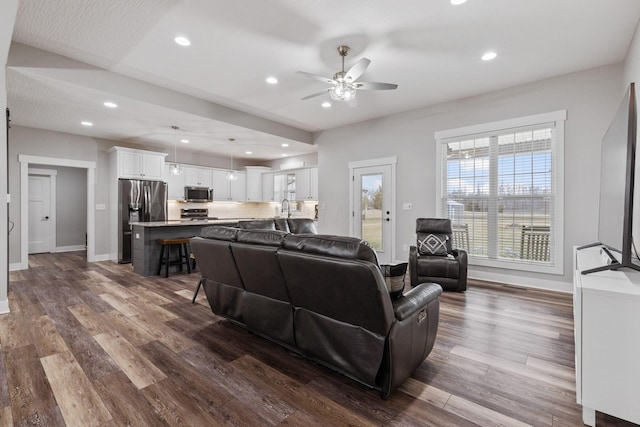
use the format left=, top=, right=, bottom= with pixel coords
left=190, top=227, right=442, bottom=398
left=238, top=217, right=318, bottom=234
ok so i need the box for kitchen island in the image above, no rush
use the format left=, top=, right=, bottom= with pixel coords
left=130, top=219, right=241, bottom=277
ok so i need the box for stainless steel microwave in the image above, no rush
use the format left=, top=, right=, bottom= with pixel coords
left=184, top=186, right=213, bottom=202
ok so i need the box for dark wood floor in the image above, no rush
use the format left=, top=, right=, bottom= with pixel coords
left=0, top=251, right=636, bottom=426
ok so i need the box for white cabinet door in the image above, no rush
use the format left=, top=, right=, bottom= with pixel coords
left=212, top=170, right=230, bottom=201
left=163, top=164, right=186, bottom=200
left=262, top=172, right=274, bottom=202
left=119, top=151, right=143, bottom=178
left=309, top=167, right=318, bottom=200
left=230, top=172, right=246, bottom=201
left=142, top=154, right=164, bottom=180
left=295, top=169, right=311, bottom=200
left=185, top=166, right=213, bottom=187
left=245, top=167, right=270, bottom=202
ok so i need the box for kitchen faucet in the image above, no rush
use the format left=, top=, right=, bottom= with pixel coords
left=281, top=199, right=291, bottom=218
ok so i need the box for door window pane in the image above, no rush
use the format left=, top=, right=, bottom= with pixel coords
left=361, top=173, right=383, bottom=250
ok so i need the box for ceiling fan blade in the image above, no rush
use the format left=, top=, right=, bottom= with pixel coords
left=296, top=71, right=336, bottom=84
left=344, top=58, right=371, bottom=81
left=301, top=89, right=329, bottom=100
left=355, top=82, right=398, bottom=90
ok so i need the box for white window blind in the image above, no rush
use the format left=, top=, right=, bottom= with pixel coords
left=436, top=112, right=565, bottom=273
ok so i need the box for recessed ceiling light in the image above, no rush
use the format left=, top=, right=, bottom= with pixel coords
left=281, top=154, right=288, bottom=157
left=103, top=101, right=117, bottom=108
left=265, top=76, right=278, bottom=84
left=281, top=143, right=289, bottom=147
left=451, top=0, right=467, bottom=5
left=180, top=139, right=189, bottom=144
left=482, top=51, right=497, bottom=61
left=321, top=102, right=332, bottom=108
left=81, top=121, right=93, bottom=127
left=174, top=36, right=191, bottom=46
left=245, top=151, right=253, bottom=155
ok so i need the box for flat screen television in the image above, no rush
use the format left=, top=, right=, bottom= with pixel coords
left=579, top=82, right=640, bottom=274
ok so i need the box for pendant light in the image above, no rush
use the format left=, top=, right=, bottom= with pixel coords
left=226, top=138, right=238, bottom=181
left=170, top=125, right=182, bottom=175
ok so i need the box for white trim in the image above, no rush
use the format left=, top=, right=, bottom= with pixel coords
left=469, top=269, right=572, bottom=294
left=434, top=110, right=567, bottom=140
left=18, top=155, right=96, bottom=269
left=55, top=245, right=86, bottom=253
left=435, top=112, right=566, bottom=276
left=92, top=253, right=112, bottom=262
left=28, top=169, right=57, bottom=255
left=9, top=262, right=25, bottom=271
left=0, top=299, right=9, bottom=314
left=348, top=157, right=398, bottom=263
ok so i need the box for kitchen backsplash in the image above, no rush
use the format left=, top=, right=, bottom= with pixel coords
left=168, top=200, right=317, bottom=220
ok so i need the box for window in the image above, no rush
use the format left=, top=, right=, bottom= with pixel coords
left=435, top=111, right=566, bottom=274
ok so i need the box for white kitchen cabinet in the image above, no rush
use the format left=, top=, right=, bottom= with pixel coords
left=262, top=172, right=275, bottom=202
left=184, top=166, right=213, bottom=188
left=230, top=172, right=246, bottom=201
left=212, top=169, right=246, bottom=201
left=245, top=166, right=271, bottom=202
left=274, top=172, right=296, bottom=202
left=163, top=164, right=186, bottom=200
left=293, top=167, right=319, bottom=200
left=573, top=246, right=640, bottom=426
left=109, top=147, right=166, bottom=180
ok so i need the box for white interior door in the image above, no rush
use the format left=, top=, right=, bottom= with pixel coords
left=28, top=175, right=53, bottom=254
left=353, top=165, right=392, bottom=264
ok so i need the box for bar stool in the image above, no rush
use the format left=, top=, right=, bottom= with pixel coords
left=156, top=237, right=192, bottom=278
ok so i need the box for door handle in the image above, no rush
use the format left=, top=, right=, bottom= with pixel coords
left=386, top=218, right=390, bottom=222
left=42, top=216, right=49, bottom=221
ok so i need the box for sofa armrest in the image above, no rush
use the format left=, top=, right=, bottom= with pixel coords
left=452, top=249, right=468, bottom=291
left=409, top=246, right=418, bottom=287
left=392, top=282, right=442, bottom=321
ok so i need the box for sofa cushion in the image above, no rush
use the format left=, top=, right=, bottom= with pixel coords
left=287, top=218, right=318, bottom=234
left=236, top=229, right=288, bottom=247
left=238, top=219, right=276, bottom=230
left=283, top=234, right=378, bottom=266
left=200, top=226, right=238, bottom=241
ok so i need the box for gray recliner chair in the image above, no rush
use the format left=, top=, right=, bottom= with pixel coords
left=409, top=218, right=468, bottom=292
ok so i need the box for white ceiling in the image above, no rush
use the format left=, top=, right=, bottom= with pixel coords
left=6, top=0, right=640, bottom=161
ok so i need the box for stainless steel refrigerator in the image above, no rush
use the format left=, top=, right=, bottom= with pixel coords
left=118, top=178, right=167, bottom=263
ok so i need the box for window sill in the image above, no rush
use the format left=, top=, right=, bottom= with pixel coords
left=468, top=256, right=563, bottom=275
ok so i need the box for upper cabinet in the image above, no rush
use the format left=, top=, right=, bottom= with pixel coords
left=184, top=166, right=213, bottom=188
left=109, top=146, right=166, bottom=180
left=294, top=167, right=318, bottom=200
left=163, top=164, right=186, bottom=200
left=272, top=167, right=318, bottom=202
left=245, top=166, right=271, bottom=202
left=262, top=172, right=275, bottom=202
left=212, top=169, right=246, bottom=201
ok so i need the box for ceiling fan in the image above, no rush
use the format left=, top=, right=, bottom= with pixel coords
left=297, top=45, right=398, bottom=105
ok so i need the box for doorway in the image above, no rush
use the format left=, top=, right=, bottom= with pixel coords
left=28, top=171, right=56, bottom=254
left=349, top=157, right=397, bottom=264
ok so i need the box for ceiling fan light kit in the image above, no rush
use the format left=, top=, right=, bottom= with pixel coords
left=298, top=45, right=398, bottom=104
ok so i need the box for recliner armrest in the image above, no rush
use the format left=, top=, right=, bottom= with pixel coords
left=392, top=282, right=442, bottom=321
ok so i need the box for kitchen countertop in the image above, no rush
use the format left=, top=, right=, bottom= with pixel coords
left=130, top=219, right=248, bottom=228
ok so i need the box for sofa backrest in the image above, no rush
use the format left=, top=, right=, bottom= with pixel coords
left=191, top=227, right=243, bottom=289
left=231, top=230, right=290, bottom=301
left=279, top=234, right=391, bottom=334
left=287, top=218, right=318, bottom=234
left=238, top=219, right=276, bottom=230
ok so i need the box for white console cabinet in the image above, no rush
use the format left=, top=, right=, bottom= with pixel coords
left=573, top=246, right=640, bottom=426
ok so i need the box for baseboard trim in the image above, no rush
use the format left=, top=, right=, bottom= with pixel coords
left=91, top=254, right=112, bottom=262
left=0, top=299, right=9, bottom=314
left=55, top=245, right=86, bottom=253
left=468, top=269, right=572, bottom=294
left=9, top=261, right=27, bottom=271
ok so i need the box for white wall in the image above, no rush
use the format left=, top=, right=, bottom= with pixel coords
left=316, top=63, right=623, bottom=291
left=54, top=166, right=87, bottom=248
